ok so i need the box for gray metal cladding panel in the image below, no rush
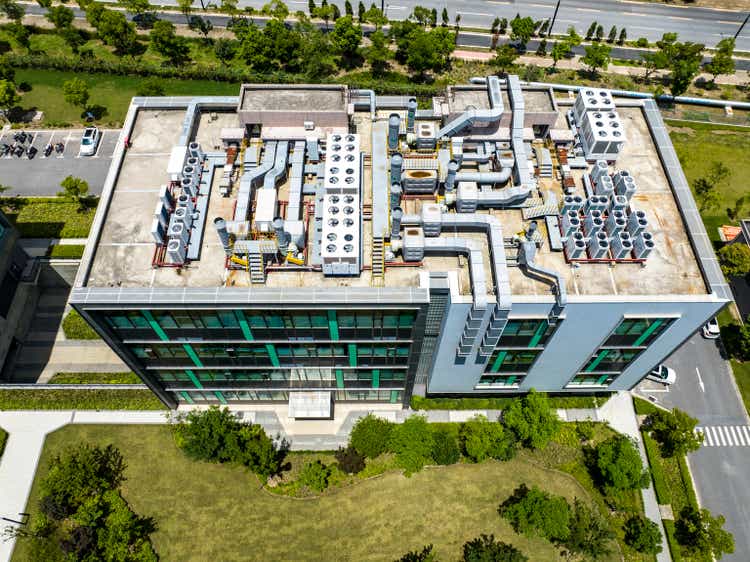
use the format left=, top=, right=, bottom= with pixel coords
left=642, top=101, right=731, bottom=301
left=71, top=286, right=430, bottom=306
left=371, top=121, right=390, bottom=239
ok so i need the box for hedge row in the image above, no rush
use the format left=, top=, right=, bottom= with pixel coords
left=642, top=431, right=671, bottom=505
left=0, top=389, right=165, bottom=410
left=49, top=372, right=141, bottom=384
left=411, top=393, right=611, bottom=411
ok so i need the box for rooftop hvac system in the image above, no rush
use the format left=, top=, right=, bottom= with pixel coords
left=584, top=210, right=604, bottom=237
left=590, top=160, right=609, bottom=185
left=173, top=205, right=193, bottom=231
left=611, top=231, right=633, bottom=259
left=634, top=231, right=655, bottom=259
left=565, top=230, right=586, bottom=259
left=416, top=122, right=436, bottom=149
left=166, top=238, right=186, bottom=264
left=573, top=88, right=615, bottom=123
left=402, top=169, right=438, bottom=194
left=610, top=195, right=628, bottom=212
left=421, top=203, right=442, bottom=237
left=588, top=231, right=610, bottom=259
left=561, top=210, right=581, bottom=238
left=456, top=181, right=478, bottom=213
left=627, top=209, right=648, bottom=237
left=253, top=188, right=277, bottom=233
left=585, top=195, right=608, bottom=213
left=606, top=209, right=627, bottom=236
left=154, top=200, right=169, bottom=229
left=596, top=175, right=614, bottom=198
left=561, top=195, right=584, bottom=215
left=176, top=193, right=194, bottom=215
left=167, top=146, right=188, bottom=181
left=151, top=218, right=165, bottom=244
left=614, top=171, right=637, bottom=201
left=188, top=141, right=204, bottom=161
left=159, top=184, right=174, bottom=212
left=168, top=219, right=190, bottom=246
left=403, top=227, right=425, bottom=262
left=579, top=110, right=625, bottom=162
left=321, top=133, right=361, bottom=276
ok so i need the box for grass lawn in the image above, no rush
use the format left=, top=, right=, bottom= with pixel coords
left=61, top=309, right=100, bottom=340
left=46, top=244, right=85, bottom=259
left=730, top=360, right=750, bottom=417
left=0, top=197, right=96, bottom=239
left=667, top=120, right=750, bottom=244
left=48, top=372, right=140, bottom=384
left=12, top=424, right=640, bottom=562
left=0, top=389, right=164, bottom=410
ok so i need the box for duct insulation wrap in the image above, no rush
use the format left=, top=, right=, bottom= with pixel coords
left=390, top=183, right=402, bottom=210
left=391, top=207, right=403, bottom=240
left=407, top=98, right=417, bottom=132
left=388, top=114, right=400, bottom=150
left=634, top=231, right=654, bottom=259
left=214, top=217, right=231, bottom=256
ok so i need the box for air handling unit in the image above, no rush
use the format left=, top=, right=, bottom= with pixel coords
left=573, top=88, right=625, bottom=162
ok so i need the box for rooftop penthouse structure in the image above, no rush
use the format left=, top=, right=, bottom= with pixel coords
left=70, top=77, right=729, bottom=411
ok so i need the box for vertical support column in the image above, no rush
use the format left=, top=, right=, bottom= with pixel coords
left=372, top=369, right=380, bottom=389
left=328, top=310, right=339, bottom=340
left=335, top=369, right=344, bottom=389
left=348, top=344, right=357, bottom=368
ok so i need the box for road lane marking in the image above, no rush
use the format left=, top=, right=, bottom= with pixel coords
left=735, top=426, right=746, bottom=446
left=457, top=11, right=493, bottom=17
left=698, top=428, right=711, bottom=446
left=727, top=426, right=737, bottom=445
left=743, top=426, right=750, bottom=444
left=695, top=367, right=705, bottom=392
left=706, top=427, right=716, bottom=446
left=93, top=131, right=105, bottom=158
left=575, top=7, right=601, bottom=12
left=697, top=426, right=750, bottom=447
left=717, top=426, right=726, bottom=446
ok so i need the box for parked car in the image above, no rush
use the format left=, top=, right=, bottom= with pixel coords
left=646, top=364, right=676, bottom=385
left=702, top=317, right=720, bottom=339
left=80, top=127, right=101, bottom=157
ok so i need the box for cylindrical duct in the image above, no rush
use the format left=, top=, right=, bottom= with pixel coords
left=565, top=231, right=586, bottom=259
left=391, top=207, right=403, bottom=240
left=390, top=183, right=402, bottom=210
left=406, top=98, right=417, bottom=133
left=388, top=113, right=400, bottom=150
left=526, top=220, right=538, bottom=241
left=272, top=216, right=291, bottom=255
left=445, top=160, right=459, bottom=192
left=390, top=153, right=403, bottom=185
left=214, top=217, right=231, bottom=256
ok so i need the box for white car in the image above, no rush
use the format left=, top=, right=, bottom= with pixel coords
left=702, top=317, right=720, bottom=339
left=646, top=364, right=676, bottom=385
left=80, top=127, right=101, bottom=156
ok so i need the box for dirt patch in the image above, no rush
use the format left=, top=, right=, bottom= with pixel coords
left=667, top=126, right=696, bottom=135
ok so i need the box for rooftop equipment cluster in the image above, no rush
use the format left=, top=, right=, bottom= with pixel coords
left=568, top=88, right=626, bottom=162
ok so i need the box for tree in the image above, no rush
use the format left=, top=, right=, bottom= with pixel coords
left=643, top=408, right=703, bottom=457
left=388, top=415, right=434, bottom=475
left=365, top=29, right=390, bottom=76
left=441, top=7, right=448, bottom=26
left=499, top=484, right=571, bottom=542
left=334, top=445, right=365, bottom=474
left=330, top=15, right=362, bottom=60
left=595, top=23, right=604, bottom=41
left=136, top=77, right=165, bottom=96
left=220, top=0, right=238, bottom=15
left=431, top=426, right=460, bottom=465
left=491, top=17, right=501, bottom=35
left=350, top=413, right=393, bottom=458
left=705, top=37, right=735, bottom=86
left=316, top=1, right=335, bottom=29
left=0, top=79, right=19, bottom=113
left=727, top=195, right=748, bottom=222
left=118, top=0, right=150, bottom=15
left=564, top=498, right=613, bottom=560
left=582, top=42, right=611, bottom=76
left=46, top=5, right=74, bottom=30
left=585, top=21, right=597, bottom=40
left=642, top=32, right=675, bottom=80
left=7, top=22, right=29, bottom=49
left=411, top=6, right=432, bottom=27
left=177, top=0, right=192, bottom=22
left=510, top=16, right=535, bottom=47
left=624, top=515, right=663, bottom=554
left=493, top=44, right=519, bottom=73
left=60, top=26, right=86, bottom=54
left=358, top=1, right=365, bottom=22
left=462, top=534, right=528, bottom=562
left=344, top=0, right=352, bottom=16
left=675, top=506, right=734, bottom=559
left=58, top=175, right=90, bottom=211
left=396, top=544, right=436, bottom=562
left=96, top=10, right=140, bottom=55
left=460, top=415, right=516, bottom=462
left=535, top=38, right=547, bottom=56
left=607, top=25, right=617, bottom=43
left=595, top=435, right=649, bottom=491
left=189, top=15, right=214, bottom=41
left=721, top=322, right=750, bottom=360
left=551, top=41, right=571, bottom=69
left=564, top=25, right=582, bottom=47
left=693, top=161, right=729, bottom=212
left=62, top=77, right=90, bottom=109
left=502, top=389, right=560, bottom=449
left=403, top=27, right=455, bottom=79
left=214, top=37, right=237, bottom=63
left=309, top=0, right=316, bottom=13
left=668, top=41, right=705, bottom=96
left=718, top=244, right=750, bottom=278
left=0, top=0, right=24, bottom=22
left=298, top=460, right=331, bottom=492
left=618, top=28, right=627, bottom=45
left=454, top=13, right=461, bottom=31
left=263, top=0, right=289, bottom=20
left=151, top=20, right=191, bottom=65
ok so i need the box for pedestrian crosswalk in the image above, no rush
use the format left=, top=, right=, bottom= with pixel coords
left=695, top=426, right=750, bottom=447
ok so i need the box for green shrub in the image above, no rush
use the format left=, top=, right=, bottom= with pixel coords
left=674, top=506, right=735, bottom=560
left=349, top=413, right=393, bottom=458
left=635, top=37, right=649, bottom=48
left=677, top=455, right=699, bottom=509
left=298, top=460, right=331, bottom=492
left=501, top=389, right=561, bottom=450
left=633, top=396, right=661, bottom=416
left=459, top=415, right=516, bottom=463
left=624, top=515, right=663, bottom=554
left=46, top=244, right=85, bottom=259
left=49, top=372, right=140, bottom=384
left=575, top=421, right=596, bottom=442
left=594, top=435, right=649, bottom=491
left=498, top=483, right=570, bottom=542
left=0, top=389, right=164, bottom=410
left=62, top=309, right=100, bottom=340
left=462, top=534, right=528, bottom=561
left=411, top=394, right=609, bottom=411
left=395, top=544, right=436, bottom=562
left=642, top=432, right=671, bottom=504
left=388, top=415, right=434, bottom=475
left=430, top=426, right=460, bottom=465
left=334, top=445, right=366, bottom=474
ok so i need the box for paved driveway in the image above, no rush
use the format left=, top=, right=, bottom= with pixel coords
left=637, top=332, right=750, bottom=561
left=0, top=128, right=120, bottom=196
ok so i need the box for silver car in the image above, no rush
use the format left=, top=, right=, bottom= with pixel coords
left=80, top=127, right=101, bottom=157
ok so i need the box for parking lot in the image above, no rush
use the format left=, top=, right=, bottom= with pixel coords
left=0, top=128, right=120, bottom=196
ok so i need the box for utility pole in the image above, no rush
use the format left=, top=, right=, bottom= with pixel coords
left=548, top=0, right=561, bottom=37
left=734, top=12, right=750, bottom=41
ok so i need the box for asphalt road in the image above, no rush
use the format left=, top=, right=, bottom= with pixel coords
left=0, top=128, right=119, bottom=196
left=637, top=332, right=750, bottom=562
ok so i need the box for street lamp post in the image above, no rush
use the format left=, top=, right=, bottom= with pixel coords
left=548, top=0, right=561, bottom=37
left=734, top=12, right=750, bottom=41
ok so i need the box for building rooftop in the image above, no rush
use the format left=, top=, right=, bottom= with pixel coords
left=81, top=79, right=719, bottom=304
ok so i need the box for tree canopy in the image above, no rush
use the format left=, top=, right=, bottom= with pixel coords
left=462, top=534, right=528, bottom=562
left=499, top=484, right=571, bottom=542
left=643, top=408, right=703, bottom=457
left=675, top=506, right=734, bottom=559
left=501, top=389, right=560, bottom=449
left=718, top=243, right=750, bottom=278
left=595, top=435, right=649, bottom=490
